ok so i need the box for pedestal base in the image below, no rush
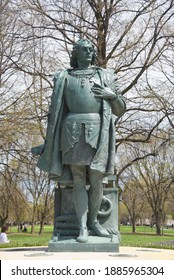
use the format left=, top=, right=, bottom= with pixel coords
left=48, top=235, right=119, bottom=252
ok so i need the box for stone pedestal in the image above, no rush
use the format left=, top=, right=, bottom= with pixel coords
left=48, top=185, right=120, bottom=252
left=48, top=235, right=119, bottom=252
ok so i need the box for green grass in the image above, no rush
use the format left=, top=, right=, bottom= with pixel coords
left=0, top=225, right=174, bottom=250
left=120, top=225, right=174, bottom=250
left=120, top=225, right=174, bottom=235
left=0, top=225, right=52, bottom=249
left=120, top=232, right=174, bottom=249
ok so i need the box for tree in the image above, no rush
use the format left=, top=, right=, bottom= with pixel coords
left=121, top=179, right=149, bottom=233
left=0, top=158, right=29, bottom=228
left=36, top=186, right=54, bottom=235
left=0, top=173, right=10, bottom=227
left=22, top=157, right=54, bottom=234
left=121, top=137, right=174, bottom=235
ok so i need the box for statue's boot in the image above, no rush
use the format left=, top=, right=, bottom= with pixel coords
left=76, top=226, right=88, bottom=243
left=70, top=164, right=89, bottom=243
left=89, top=221, right=109, bottom=237
left=72, top=183, right=89, bottom=243
left=88, top=169, right=109, bottom=237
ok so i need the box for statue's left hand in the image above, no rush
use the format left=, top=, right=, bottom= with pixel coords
left=91, top=82, right=117, bottom=100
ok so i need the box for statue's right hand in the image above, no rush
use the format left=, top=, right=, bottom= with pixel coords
left=92, top=82, right=117, bottom=100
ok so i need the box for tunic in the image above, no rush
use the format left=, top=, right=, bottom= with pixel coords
left=61, top=71, right=102, bottom=165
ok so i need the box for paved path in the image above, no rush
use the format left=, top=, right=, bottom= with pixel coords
left=0, top=246, right=174, bottom=260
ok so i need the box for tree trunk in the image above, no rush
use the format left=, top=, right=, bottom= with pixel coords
left=30, top=221, right=35, bottom=234
left=39, top=220, right=45, bottom=235
left=30, top=206, right=37, bottom=234
left=156, top=223, right=161, bottom=235
left=0, top=215, right=8, bottom=228
left=131, top=212, right=136, bottom=233
left=155, top=215, right=161, bottom=235
left=132, top=222, right=136, bottom=233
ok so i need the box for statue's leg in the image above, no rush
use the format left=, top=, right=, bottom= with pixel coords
left=70, top=164, right=88, bottom=243
left=88, top=168, right=109, bottom=237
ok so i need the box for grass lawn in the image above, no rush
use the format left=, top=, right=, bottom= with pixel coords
left=0, top=225, right=52, bottom=249
left=0, top=225, right=174, bottom=250
left=120, top=225, right=174, bottom=249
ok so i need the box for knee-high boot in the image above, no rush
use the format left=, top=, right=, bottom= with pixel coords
left=73, top=184, right=88, bottom=243
left=88, top=169, right=109, bottom=237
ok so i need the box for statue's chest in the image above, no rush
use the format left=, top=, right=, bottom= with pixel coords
left=64, top=74, right=102, bottom=113
left=65, top=73, right=101, bottom=94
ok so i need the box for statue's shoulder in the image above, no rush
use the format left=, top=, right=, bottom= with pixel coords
left=97, top=67, right=115, bottom=83
left=97, top=67, right=114, bottom=74
left=53, top=69, right=69, bottom=81
left=103, top=68, right=115, bottom=76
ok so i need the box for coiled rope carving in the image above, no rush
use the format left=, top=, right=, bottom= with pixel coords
left=55, top=196, right=118, bottom=236
left=98, top=195, right=113, bottom=217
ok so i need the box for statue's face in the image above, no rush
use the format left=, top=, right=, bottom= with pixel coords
left=77, top=41, right=94, bottom=65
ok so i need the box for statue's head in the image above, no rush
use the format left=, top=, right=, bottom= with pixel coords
left=70, top=39, right=97, bottom=68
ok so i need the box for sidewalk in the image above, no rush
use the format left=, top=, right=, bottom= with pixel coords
left=0, top=246, right=174, bottom=260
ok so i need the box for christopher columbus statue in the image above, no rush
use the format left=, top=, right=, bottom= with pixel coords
left=32, top=39, right=126, bottom=243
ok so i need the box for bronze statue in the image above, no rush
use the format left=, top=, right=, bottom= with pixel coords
left=32, top=39, right=126, bottom=243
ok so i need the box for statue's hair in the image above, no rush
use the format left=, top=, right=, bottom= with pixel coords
left=70, top=39, right=97, bottom=68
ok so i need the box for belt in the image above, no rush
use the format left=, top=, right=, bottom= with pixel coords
left=65, top=112, right=100, bottom=123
